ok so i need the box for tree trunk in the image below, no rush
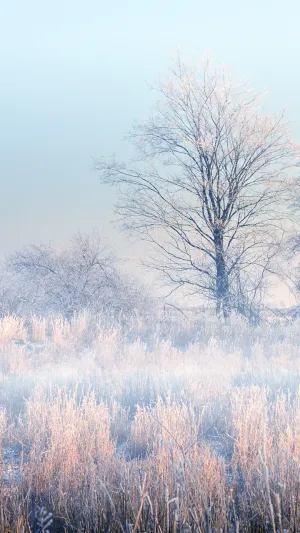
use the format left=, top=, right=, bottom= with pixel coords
left=214, top=228, right=230, bottom=319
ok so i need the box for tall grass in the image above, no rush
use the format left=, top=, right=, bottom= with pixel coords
left=0, top=312, right=300, bottom=531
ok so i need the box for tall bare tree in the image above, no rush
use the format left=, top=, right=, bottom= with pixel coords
left=96, top=56, right=298, bottom=318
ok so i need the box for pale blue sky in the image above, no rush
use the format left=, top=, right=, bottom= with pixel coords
left=1, top=0, right=300, bottom=264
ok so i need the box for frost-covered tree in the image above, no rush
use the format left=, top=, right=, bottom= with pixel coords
left=96, top=56, right=299, bottom=318
left=0, top=268, right=25, bottom=316
left=6, top=231, right=151, bottom=319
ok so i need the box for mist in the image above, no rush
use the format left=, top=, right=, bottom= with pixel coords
left=1, top=1, right=300, bottom=531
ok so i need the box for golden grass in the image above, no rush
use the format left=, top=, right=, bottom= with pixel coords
left=31, top=316, right=47, bottom=343
left=0, top=313, right=300, bottom=531
left=23, top=388, right=115, bottom=496
left=0, top=316, right=27, bottom=344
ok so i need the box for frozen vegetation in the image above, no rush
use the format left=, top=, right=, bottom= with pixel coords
left=2, top=55, right=300, bottom=533
left=0, top=311, right=300, bottom=532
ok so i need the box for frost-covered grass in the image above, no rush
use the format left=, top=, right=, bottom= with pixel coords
left=0, top=312, right=300, bottom=532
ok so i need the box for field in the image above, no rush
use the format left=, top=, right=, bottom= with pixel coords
left=0, top=312, right=300, bottom=532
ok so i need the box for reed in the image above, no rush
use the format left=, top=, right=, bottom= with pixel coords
left=0, top=313, right=299, bottom=531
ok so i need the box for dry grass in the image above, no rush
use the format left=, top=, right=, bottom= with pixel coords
left=31, top=316, right=47, bottom=343
left=0, top=316, right=27, bottom=344
left=0, top=313, right=300, bottom=531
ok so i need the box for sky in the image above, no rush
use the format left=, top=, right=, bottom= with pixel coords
left=0, top=0, right=300, bottom=303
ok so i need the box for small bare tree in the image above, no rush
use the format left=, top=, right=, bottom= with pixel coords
left=96, top=56, right=298, bottom=318
left=6, top=230, right=151, bottom=319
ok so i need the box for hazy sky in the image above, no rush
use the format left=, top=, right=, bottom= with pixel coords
left=1, top=0, right=300, bottom=273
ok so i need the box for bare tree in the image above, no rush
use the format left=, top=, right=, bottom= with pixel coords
left=96, top=56, right=298, bottom=318
left=6, top=230, right=151, bottom=319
